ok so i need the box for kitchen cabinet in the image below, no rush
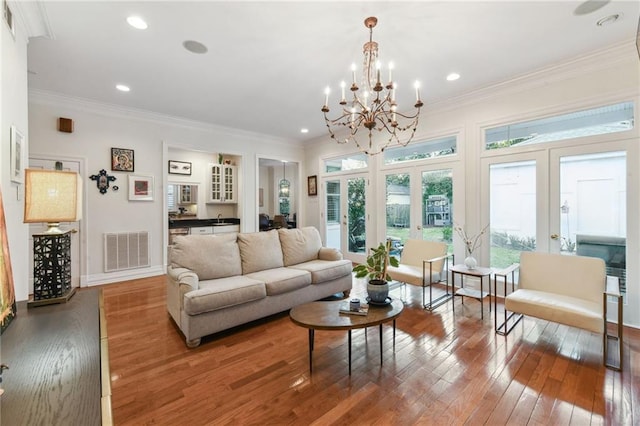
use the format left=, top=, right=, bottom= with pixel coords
left=179, top=184, right=198, bottom=204
left=207, top=164, right=237, bottom=204
left=212, top=224, right=240, bottom=234
left=190, top=226, right=213, bottom=235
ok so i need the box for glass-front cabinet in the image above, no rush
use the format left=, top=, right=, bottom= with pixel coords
left=208, top=164, right=237, bottom=203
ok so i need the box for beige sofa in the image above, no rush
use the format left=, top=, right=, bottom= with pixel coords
left=166, top=227, right=353, bottom=347
left=496, top=251, right=623, bottom=370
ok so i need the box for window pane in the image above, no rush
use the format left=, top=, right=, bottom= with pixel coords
left=326, top=181, right=340, bottom=223
left=324, top=154, right=368, bottom=173
left=422, top=169, right=453, bottom=253
left=489, top=161, right=537, bottom=268
left=486, top=102, right=634, bottom=150
left=384, top=136, right=456, bottom=164
left=347, top=178, right=366, bottom=254
left=385, top=174, right=410, bottom=254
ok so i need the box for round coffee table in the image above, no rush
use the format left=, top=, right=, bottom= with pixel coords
left=289, top=299, right=404, bottom=375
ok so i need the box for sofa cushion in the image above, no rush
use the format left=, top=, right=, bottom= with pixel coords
left=289, top=259, right=352, bottom=284
left=184, top=276, right=266, bottom=315
left=505, top=289, right=603, bottom=333
left=170, top=234, right=242, bottom=281
left=246, top=267, right=311, bottom=296
left=237, top=230, right=284, bottom=274
left=278, top=227, right=322, bottom=266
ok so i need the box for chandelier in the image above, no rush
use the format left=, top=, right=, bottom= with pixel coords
left=321, top=16, right=423, bottom=155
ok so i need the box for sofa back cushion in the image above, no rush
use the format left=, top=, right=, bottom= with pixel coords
left=519, top=251, right=605, bottom=304
left=170, top=233, right=242, bottom=280
left=278, top=227, right=322, bottom=266
left=237, top=230, right=284, bottom=274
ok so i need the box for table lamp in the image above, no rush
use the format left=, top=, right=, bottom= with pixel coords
left=23, top=168, right=82, bottom=306
left=24, top=169, right=82, bottom=233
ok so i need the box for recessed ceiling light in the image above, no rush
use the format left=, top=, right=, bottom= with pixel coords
left=126, top=16, right=148, bottom=30
left=596, top=13, right=622, bottom=26
left=116, top=84, right=130, bottom=92
left=300, top=128, right=309, bottom=133
left=446, top=73, right=460, bottom=81
left=183, top=40, right=208, bottom=54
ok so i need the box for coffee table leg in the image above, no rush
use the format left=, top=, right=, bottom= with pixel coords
left=379, top=324, right=383, bottom=365
left=393, top=319, right=397, bottom=349
left=308, top=329, right=314, bottom=374
left=348, top=330, right=352, bottom=375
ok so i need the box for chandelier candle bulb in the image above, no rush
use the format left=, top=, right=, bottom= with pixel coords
left=388, top=62, right=393, bottom=84
left=340, top=81, right=346, bottom=103
left=351, top=64, right=357, bottom=84
left=324, top=87, right=330, bottom=107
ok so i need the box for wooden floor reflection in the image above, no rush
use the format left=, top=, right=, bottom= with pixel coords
left=102, top=275, right=639, bottom=425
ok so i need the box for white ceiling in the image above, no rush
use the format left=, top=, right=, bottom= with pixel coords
left=25, top=1, right=640, bottom=145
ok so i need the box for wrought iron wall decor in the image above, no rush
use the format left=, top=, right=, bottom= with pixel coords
left=89, top=169, right=116, bottom=194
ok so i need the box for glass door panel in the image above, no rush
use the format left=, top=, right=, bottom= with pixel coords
left=347, top=177, right=366, bottom=255
left=324, top=176, right=367, bottom=261
left=325, top=180, right=341, bottom=250
left=385, top=173, right=410, bottom=254
left=422, top=169, right=453, bottom=252
left=489, top=160, right=537, bottom=269
left=556, top=151, right=627, bottom=296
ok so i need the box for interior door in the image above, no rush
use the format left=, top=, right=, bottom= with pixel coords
left=28, top=158, right=82, bottom=291
left=323, top=174, right=367, bottom=263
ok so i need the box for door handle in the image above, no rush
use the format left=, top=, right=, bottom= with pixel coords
left=550, top=234, right=559, bottom=240
left=417, top=225, right=422, bottom=230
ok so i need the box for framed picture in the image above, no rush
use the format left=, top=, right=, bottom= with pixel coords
left=308, top=175, right=317, bottom=196
left=128, top=175, right=154, bottom=201
left=168, top=160, right=192, bottom=175
left=111, top=147, right=135, bottom=172
left=10, top=125, right=24, bottom=184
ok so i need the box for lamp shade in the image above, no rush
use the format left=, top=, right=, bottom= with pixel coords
left=24, top=169, right=82, bottom=227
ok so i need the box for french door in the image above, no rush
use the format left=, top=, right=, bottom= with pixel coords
left=482, top=141, right=629, bottom=311
left=384, top=164, right=459, bottom=254
left=323, top=174, right=368, bottom=263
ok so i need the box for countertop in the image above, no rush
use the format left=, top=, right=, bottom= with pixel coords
left=168, top=217, right=240, bottom=228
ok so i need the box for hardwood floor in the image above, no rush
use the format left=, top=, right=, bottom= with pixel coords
left=103, top=276, right=639, bottom=425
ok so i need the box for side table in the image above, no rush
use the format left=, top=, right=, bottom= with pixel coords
left=451, top=264, right=492, bottom=319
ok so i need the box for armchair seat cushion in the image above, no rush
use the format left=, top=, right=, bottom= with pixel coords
left=387, top=264, right=441, bottom=287
left=246, top=267, right=311, bottom=296
left=505, top=289, right=603, bottom=333
left=290, top=259, right=353, bottom=284
left=184, top=276, right=266, bottom=315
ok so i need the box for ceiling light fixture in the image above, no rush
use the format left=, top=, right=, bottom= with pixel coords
left=183, top=40, right=208, bottom=54
left=126, top=16, right=148, bottom=30
left=116, top=84, right=130, bottom=92
left=321, top=17, right=423, bottom=155
left=446, top=73, right=460, bottom=81
left=300, top=128, right=309, bottom=133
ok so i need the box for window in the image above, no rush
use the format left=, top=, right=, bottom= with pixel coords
left=384, top=136, right=456, bottom=164
left=486, top=102, right=634, bottom=150
left=324, top=154, right=368, bottom=173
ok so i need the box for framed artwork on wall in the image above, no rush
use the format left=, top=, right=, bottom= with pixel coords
left=10, top=125, right=24, bottom=184
left=128, top=175, right=154, bottom=201
left=111, top=147, right=135, bottom=172
left=168, top=160, right=192, bottom=175
left=308, top=175, right=317, bottom=196
left=0, top=187, right=17, bottom=334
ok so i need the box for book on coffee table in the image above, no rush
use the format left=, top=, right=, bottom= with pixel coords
left=339, top=301, right=369, bottom=316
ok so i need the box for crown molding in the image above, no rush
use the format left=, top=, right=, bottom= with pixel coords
left=11, top=0, right=53, bottom=39
left=429, top=40, right=638, bottom=114
left=28, top=88, right=298, bottom=147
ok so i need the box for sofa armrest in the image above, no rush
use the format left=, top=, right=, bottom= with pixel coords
left=167, top=266, right=199, bottom=291
left=421, top=253, right=453, bottom=284
left=495, top=263, right=520, bottom=279
left=318, top=247, right=343, bottom=261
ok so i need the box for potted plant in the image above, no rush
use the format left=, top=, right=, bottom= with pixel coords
left=353, top=239, right=399, bottom=304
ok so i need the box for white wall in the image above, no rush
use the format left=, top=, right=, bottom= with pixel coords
left=28, top=92, right=304, bottom=291
left=1, top=6, right=29, bottom=302
left=303, top=42, right=640, bottom=326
